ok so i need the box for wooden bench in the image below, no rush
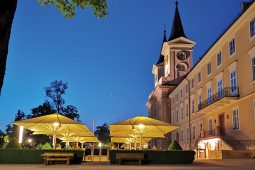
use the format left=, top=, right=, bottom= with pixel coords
left=116, top=153, right=144, bottom=165
left=42, top=152, right=74, bottom=165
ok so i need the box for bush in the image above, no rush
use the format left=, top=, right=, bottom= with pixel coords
left=168, top=140, right=182, bottom=151
left=41, top=142, right=52, bottom=149
left=109, top=150, right=195, bottom=164
left=0, top=149, right=84, bottom=164
left=5, top=137, right=21, bottom=149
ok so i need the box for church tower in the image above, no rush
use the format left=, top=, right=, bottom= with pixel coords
left=147, top=1, right=196, bottom=149
left=153, top=1, right=195, bottom=87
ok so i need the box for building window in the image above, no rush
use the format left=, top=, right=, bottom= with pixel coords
left=230, top=70, right=237, bottom=93
left=253, top=100, right=255, bottom=122
left=207, top=87, right=212, bottom=104
left=180, top=129, right=184, bottom=142
left=176, top=110, right=179, bottom=122
left=180, top=90, right=183, bottom=98
left=186, top=128, right=190, bottom=140
left=198, top=72, right=202, bottom=83
left=172, top=111, right=175, bottom=124
left=198, top=94, right=202, bottom=109
left=199, top=122, right=203, bottom=131
left=229, top=38, right=236, bottom=56
left=252, top=58, right=255, bottom=81
left=207, top=62, right=211, bottom=75
left=191, top=79, right=194, bottom=89
left=176, top=94, right=179, bottom=102
left=180, top=106, right=183, bottom=119
left=217, top=79, right=223, bottom=98
left=186, top=103, right=189, bottom=117
left=192, top=125, right=196, bottom=139
left=217, top=51, right=222, bottom=67
left=191, top=99, right=194, bottom=113
left=186, top=84, right=188, bottom=94
left=250, top=18, right=255, bottom=38
left=232, top=108, right=240, bottom=130
left=209, top=118, right=213, bottom=135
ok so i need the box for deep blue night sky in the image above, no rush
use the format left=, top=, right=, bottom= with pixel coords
left=0, top=0, right=246, bottom=131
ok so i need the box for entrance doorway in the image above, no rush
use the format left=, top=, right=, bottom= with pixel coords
left=218, top=113, right=225, bottom=136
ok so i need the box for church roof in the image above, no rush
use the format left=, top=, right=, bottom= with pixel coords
left=156, top=29, right=167, bottom=65
left=162, top=74, right=187, bottom=86
left=169, top=2, right=186, bottom=41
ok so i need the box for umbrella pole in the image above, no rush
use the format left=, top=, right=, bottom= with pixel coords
left=53, top=134, right=56, bottom=149
left=135, top=137, right=137, bottom=150
left=140, top=134, right=142, bottom=150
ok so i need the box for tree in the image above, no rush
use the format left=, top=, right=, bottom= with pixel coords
left=5, top=137, right=21, bottom=149
left=62, top=105, right=80, bottom=122
left=14, top=110, right=26, bottom=121
left=5, top=110, right=26, bottom=138
left=94, top=123, right=110, bottom=145
left=44, top=80, right=80, bottom=121
left=168, top=140, right=183, bottom=151
left=28, top=101, right=56, bottom=118
left=0, top=130, right=5, bottom=148
left=0, top=0, right=108, bottom=93
left=45, top=80, right=68, bottom=114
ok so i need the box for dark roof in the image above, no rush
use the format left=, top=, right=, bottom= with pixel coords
left=156, top=29, right=167, bottom=64
left=162, top=74, right=187, bottom=86
left=169, top=2, right=186, bottom=41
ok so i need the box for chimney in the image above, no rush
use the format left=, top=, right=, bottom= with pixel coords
left=241, top=0, right=255, bottom=13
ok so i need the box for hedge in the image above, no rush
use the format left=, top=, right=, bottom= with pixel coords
left=109, top=150, right=195, bottom=164
left=0, top=149, right=84, bottom=164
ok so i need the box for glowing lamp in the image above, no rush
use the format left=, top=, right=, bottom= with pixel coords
left=138, top=124, right=145, bottom=130
left=18, top=126, right=24, bottom=144
left=53, top=122, right=60, bottom=127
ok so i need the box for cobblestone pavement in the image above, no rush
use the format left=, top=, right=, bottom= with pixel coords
left=1, top=159, right=255, bottom=170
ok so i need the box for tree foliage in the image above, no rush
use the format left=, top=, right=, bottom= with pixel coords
left=0, top=130, right=5, bottom=148
left=168, top=140, right=183, bottom=151
left=5, top=137, right=21, bottom=149
left=62, top=105, right=80, bottom=121
left=44, top=80, right=80, bottom=121
left=94, top=123, right=110, bottom=145
left=28, top=101, right=56, bottom=118
left=45, top=80, right=68, bottom=114
left=37, top=0, right=108, bottom=18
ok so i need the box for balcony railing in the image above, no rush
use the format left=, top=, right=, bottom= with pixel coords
left=198, top=87, right=239, bottom=111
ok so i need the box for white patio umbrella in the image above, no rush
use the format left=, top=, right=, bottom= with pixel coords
left=13, top=113, right=90, bottom=149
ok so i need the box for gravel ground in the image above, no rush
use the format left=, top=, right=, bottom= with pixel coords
left=1, top=159, right=255, bottom=170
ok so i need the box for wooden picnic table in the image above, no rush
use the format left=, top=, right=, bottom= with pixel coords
left=116, top=152, right=144, bottom=165
left=42, top=152, right=74, bottom=165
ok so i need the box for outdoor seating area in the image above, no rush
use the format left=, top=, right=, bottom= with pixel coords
left=0, top=114, right=196, bottom=165
left=108, top=116, right=195, bottom=164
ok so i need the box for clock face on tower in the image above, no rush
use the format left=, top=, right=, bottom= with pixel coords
left=177, top=51, right=188, bottom=61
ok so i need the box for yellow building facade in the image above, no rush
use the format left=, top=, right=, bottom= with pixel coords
left=147, top=2, right=255, bottom=158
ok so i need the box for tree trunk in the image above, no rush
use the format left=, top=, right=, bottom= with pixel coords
left=0, top=0, right=18, bottom=93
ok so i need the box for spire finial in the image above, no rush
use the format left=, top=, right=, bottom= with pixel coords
left=175, top=0, right=178, bottom=6
left=168, top=0, right=186, bottom=41
left=163, top=24, right=166, bottom=33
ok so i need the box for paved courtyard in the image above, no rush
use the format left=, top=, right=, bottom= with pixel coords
left=1, top=159, right=255, bottom=170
